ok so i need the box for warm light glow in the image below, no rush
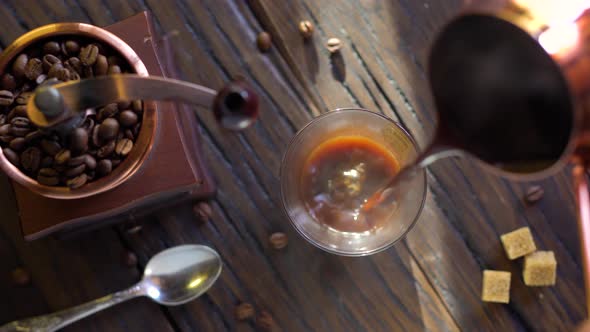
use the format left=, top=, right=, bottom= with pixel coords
left=188, top=276, right=205, bottom=289
left=515, top=0, right=590, bottom=25
left=539, top=22, right=580, bottom=54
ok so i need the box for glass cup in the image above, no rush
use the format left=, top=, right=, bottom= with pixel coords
left=280, top=108, right=427, bottom=256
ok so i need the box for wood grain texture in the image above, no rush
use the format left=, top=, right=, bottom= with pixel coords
left=0, top=0, right=585, bottom=331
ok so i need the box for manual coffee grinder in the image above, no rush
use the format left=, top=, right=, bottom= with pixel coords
left=0, top=12, right=259, bottom=240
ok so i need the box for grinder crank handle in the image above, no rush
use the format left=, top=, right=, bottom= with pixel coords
left=26, top=74, right=259, bottom=131
left=573, top=162, right=590, bottom=317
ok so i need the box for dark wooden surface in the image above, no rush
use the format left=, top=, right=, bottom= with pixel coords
left=0, top=1, right=585, bottom=331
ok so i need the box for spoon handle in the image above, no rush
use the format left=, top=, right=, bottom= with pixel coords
left=0, top=284, right=144, bottom=332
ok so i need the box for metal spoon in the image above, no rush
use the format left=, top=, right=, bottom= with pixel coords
left=0, top=244, right=222, bottom=332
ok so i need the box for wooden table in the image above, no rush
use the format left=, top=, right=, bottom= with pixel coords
left=0, top=1, right=585, bottom=331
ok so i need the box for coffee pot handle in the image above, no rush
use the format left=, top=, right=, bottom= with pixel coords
left=573, top=163, right=590, bottom=317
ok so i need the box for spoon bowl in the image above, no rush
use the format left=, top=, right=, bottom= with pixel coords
left=142, top=245, right=223, bottom=305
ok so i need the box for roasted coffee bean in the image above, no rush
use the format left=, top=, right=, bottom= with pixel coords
left=40, top=156, right=53, bottom=168
left=98, top=118, right=119, bottom=141
left=40, top=139, right=61, bottom=156
left=124, top=129, right=134, bottom=140
left=94, top=55, right=108, bottom=76
left=11, top=117, right=31, bottom=137
left=107, top=55, right=123, bottom=66
left=81, top=117, right=95, bottom=131
left=20, top=147, right=41, bottom=172
left=37, top=174, right=59, bottom=186
left=92, top=125, right=101, bottom=147
left=0, top=135, right=13, bottom=143
left=96, top=159, right=112, bottom=176
left=43, top=41, right=61, bottom=55
left=65, top=163, right=86, bottom=177
left=97, top=140, right=116, bottom=158
left=70, top=71, right=81, bottom=81
left=82, top=66, right=93, bottom=78
left=0, top=90, right=14, bottom=106
left=0, top=114, right=5, bottom=126
left=98, top=103, right=119, bottom=121
left=132, top=100, right=143, bottom=112
left=8, top=105, right=28, bottom=121
left=3, top=148, right=19, bottom=166
left=269, top=232, right=288, bottom=250
left=54, top=149, right=71, bottom=165
left=525, top=185, right=544, bottom=204
left=35, top=74, right=47, bottom=85
left=84, top=154, right=96, bottom=170
left=119, top=110, right=138, bottom=127
left=256, top=32, right=272, bottom=52
left=24, top=130, right=43, bottom=143
left=64, top=57, right=81, bottom=73
left=80, top=44, right=99, bottom=66
left=62, top=40, right=80, bottom=56
left=11, top=267, right=30, bottom=286
left=117, top=101, right=131, bottom=109
left=87, top=170, right=95, bottom=181
left=47, top=62, right=64, bottom=78
left=115, top=138, right=133, bottom=156
left=1, top=73, right=16, bottom=90
left=15, top=93, right=31, bottom=105
left=235, top=303, right=255, bottom=321
left=111, top=158, right=121, bottom=167
left=12, top=54, right=28, bottom=79
left=39, top=167, right=58, bottom=177
left=67, top=155, right=86, bottom=166
left=67, top=173, right=87, bottom=189
left=0, top=124, right=10, bottom=136
left=9, top=137, right=26, bottom=151
left=24, top=58, right=43, bottom=80
left=69, top=127, right=88, bottom=154
left=107, top=65, right=121, bottom=75
left=42, top=54, right=61, bottom=72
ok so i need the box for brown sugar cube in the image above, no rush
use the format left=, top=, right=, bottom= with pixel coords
left=482, top=270, right=511, bottom=303
left=523, top=251, right=557, bottom=286
left=500, top=227, right=537, bottom=260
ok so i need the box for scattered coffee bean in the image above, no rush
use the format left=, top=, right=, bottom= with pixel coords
left=0, top=90, right=14, bottom=106
left=37, top=174, right=59, bottom=186
left=91, top=124, right=102, bottom=147
left=24, top=58, right=43, bottom=80
left=11, top=267, right=31, bottom=286
left=124, top=129, right=134, bottom=140
left=40, top=139, right=61, bottom=156
left=11, top=117, right=31, bottom=137
left=64, top=57, right=81, bottom=73
left=117, top=100, right=131, bottom=110
left=63, top=40, right=80, bottom=56
left=67, top=154, right=86, bottom=166
left=123, top=250, right=138, bottom=267
left=299, top=20, right=314, bottom=39
left=9, top=137, right=25, bottom=151
left=12, top=54, right=28, bottom=79
left=94, top=55, right=108, bottom=76
left=115, top=138, right=133, bottom=156
left=525, top=185, right=544, bottom=204
left=193, top=202, right=213, bottom=223
left=84, top=154, right=97, bottom=170
left=269, top=232, right=288, bottom=250
left=20, top=147, right=41, bottom=172
left=256, top=311, right=275, bottom=331
left=8, top=106, right=26, bottom=121
left=235, top=303, right=255, bottom=321
left=43, top=41, right=61, bottom=55
left=67, top=173, right=88, bottom=189
left=98, top=118, right=119, bottom=141
left=1, top=73, right=16, bottom=90
left=69, top=127, right=88, bottom=154
left=24, top=130, right=43, bottom=143
left=64, top=163, right=86, bottom=178
left=97, top=140, right=116, bottom=158
left=326, top=38, right=343, bottom=53
left=0, top=135, right=13, bottom=143
left=79, top=44, right=99, bottom=66
left=0, top=124, right=10, bottom=136
left=3, top=148, right=19, bottom=166
left=119, top=110, right=138, bottom=127
left=54, top=149, right=71, bottom=165
left=47, top=62, right=64, bottom=79
left=256, top=32, right=272, bottom=52
left=107, top=65, right=121, bottom=75
left=96, top=159, right=112, bottom=176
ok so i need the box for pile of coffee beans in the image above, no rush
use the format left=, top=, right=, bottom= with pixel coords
left=0, top=38, right=143, bottom=189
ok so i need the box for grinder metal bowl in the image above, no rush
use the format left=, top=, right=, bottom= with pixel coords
left=0, top=23, right=157, bottom=200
